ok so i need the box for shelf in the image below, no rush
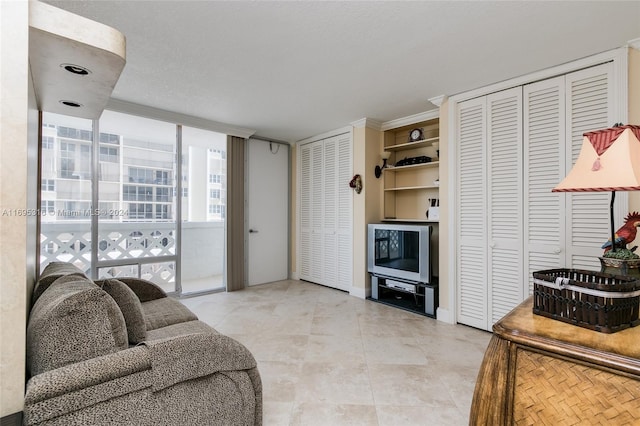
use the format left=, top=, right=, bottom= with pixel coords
left=384, top=185, right=439, bottom=192
left=383, top=161, right=439, bottom=172
left=384, top=137, right=439, bottom=151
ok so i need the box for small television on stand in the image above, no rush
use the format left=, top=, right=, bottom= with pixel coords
left=367, top=223, right=436, bottom=317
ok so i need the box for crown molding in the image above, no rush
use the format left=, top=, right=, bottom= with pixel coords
left=428, top=95, right=446, bottom=108
left=106, top=99, right=256, bottom=139
left=629, top=37, right=640, bottom=51
left=350, top=118, right=382, bottom=131
left=296, top=125, right=353, bottom=145
left=380, top=109, right=439, bottom=131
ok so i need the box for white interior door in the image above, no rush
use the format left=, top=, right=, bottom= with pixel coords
left=247, top=139, right=289, bottom=286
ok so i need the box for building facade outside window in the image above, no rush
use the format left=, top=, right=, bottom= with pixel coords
left=39, top=111, right=227, bottom=294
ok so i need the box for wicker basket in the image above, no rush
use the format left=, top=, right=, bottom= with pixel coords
left=533, top=268, right=640, bottom=333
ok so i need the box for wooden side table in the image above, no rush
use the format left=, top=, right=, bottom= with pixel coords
left=470, top=297, right=640, bottom=425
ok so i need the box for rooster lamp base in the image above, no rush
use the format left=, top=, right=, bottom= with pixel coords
left=599, top=257, right=640, bottom=278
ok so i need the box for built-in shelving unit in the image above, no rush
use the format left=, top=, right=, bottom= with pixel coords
left=381, top=116, right=440, bottom=223
left=383, top=136, right=439, bottom=151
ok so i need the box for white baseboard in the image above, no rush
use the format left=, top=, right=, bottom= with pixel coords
left=350, top=286, right=369, bottom=299
left=290, top=271, right=299, bottom=280
left=436, top=307, right=454, bottom=324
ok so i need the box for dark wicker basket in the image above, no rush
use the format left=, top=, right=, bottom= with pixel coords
left=533, top=268, right=640, bottom=333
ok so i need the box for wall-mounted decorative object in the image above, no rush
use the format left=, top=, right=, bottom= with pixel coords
left=349, top=174, right=362, bottom=194
left=374, top=152, right=391, bottom=179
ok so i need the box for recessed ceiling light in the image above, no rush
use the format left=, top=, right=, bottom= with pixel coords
left=59, top=100, right=83, bottom=108
left=60, top=63, right=91, bottom=75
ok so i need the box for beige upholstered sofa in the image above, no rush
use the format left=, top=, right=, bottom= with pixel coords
left=24, top=262, right=262, bottom=426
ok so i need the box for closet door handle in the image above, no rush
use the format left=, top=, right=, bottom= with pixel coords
left=249, top=229, right=259, bottom=234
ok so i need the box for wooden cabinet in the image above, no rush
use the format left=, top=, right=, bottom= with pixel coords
left=471, top=297, right=640, bottom=425
left=382, top=117, right=440, bottom=222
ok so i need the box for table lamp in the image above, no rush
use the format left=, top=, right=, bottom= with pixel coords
left=553, top=124, right=640, bottom=252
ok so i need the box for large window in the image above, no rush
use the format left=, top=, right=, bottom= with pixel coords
left=39, top=111, right=227, bottom=295
left=39, top=113, right=93, bottom=273
left=181, top=126, right=227, bottom=293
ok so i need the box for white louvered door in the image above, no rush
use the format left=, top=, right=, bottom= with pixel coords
left=336, top=133, right=353, bottom=292
left=298, top=133, right=352, bottom=291
left=487, top=88, right=524, bottom=326
left=524, top=76, right=566, bottom=295
left=299, top=143, right=312, bottom=280
left=323, top=136, right=339, bottom=288
left=457, top=97, right=488, bottom=329
left=565, top=63, right=614, bottom=270
left=310, top=141, right=324, bottom=283
left=457, top=62, right=620, bottom=331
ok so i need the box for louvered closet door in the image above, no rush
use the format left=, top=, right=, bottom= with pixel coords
left=299, top=141, right=324, bottom=283
left=323, top=136, right=339, bottom=288
left=487, top=87, right=524, bottom=326
left=565, top=63, right=614, bottom=269
left=457, top=97, right=488, bottom=329
left=524, top=76, right=566, bottom=295
left=298, top=133, right=353, bottom=291
left=310, top=141, right=325, bottom=283
left=299, top=143, right=313, bottom=281
left=336, top=133, right=353, bottom=292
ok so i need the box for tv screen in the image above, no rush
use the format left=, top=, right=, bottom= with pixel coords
left=373, top=229, right=419, bottom=273
left=367, top=223, right=431, bottom=283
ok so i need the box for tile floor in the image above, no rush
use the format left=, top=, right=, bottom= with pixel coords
left=180, top=280, right=492, bottom=426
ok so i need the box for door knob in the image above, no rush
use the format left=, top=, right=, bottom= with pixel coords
left=249, top=229, right=258, bottom=233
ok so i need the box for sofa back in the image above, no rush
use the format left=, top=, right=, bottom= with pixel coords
left=32, top=261, right=89, bottom=306
left=27, top=274, right=128, bottom=376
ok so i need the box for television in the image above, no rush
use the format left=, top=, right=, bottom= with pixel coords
left=367, top=223, right=432, bottom=284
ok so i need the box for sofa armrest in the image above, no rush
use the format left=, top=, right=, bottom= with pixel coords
left=24, top=346, right=151, bottom=405
left=142, top=332, right=257, bottom=392
left=116, top=277, right=167, bottom=302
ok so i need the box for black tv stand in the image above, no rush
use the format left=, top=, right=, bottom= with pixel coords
left=368, top=274, right=438, bottom=318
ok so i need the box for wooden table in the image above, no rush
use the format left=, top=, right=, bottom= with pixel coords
left=470, top=297, right=640, bottom=425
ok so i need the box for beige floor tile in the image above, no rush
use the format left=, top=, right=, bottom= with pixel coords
left=368, top=364, right=455, bottom=407
left=250, top=334, right=309, bottom=363
left=304, top=334, right=366, bottom=364
left=179, top=279, right=491, bottom=425
left=258, top=361, right=303, bottom=403
left=295, top=362, right=374, bottom=405
left=310, top=315, right=361, bottom=336
left=376, top=404, right=466, bottom=426
left=290, top=403, right=379, bottom=426
left=362, top=336, right=428, bottom=365
left=358, top=316, right=416, bottom=338
left=262, top=401, right=294, bottom=426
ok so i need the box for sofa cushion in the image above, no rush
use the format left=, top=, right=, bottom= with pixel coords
left=96, top=279, right=147, bottom=344
left=141, top=298, right=198, bottom=331
left=27, top=275, right=128, bottom=376
left=32, top=261, right=88, bottom=305
left=145, top=320, right=217, bottom=342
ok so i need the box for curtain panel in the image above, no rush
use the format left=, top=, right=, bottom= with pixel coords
left=226, top=135, right=245, bottom=291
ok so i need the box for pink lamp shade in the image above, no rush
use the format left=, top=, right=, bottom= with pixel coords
left=553, top=125, right=640, bottom=193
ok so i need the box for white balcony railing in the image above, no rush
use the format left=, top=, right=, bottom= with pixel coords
left=40, top=221, right=224, bottom=292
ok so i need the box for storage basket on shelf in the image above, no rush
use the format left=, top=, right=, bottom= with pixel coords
left=532, top=268, right=640, bottom=333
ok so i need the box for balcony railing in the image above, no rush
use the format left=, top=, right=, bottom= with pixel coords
left=40, top=221, right=224, bottom=292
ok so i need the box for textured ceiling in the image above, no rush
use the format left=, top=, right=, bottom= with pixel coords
left=44, top=1, right=640, bottom=142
